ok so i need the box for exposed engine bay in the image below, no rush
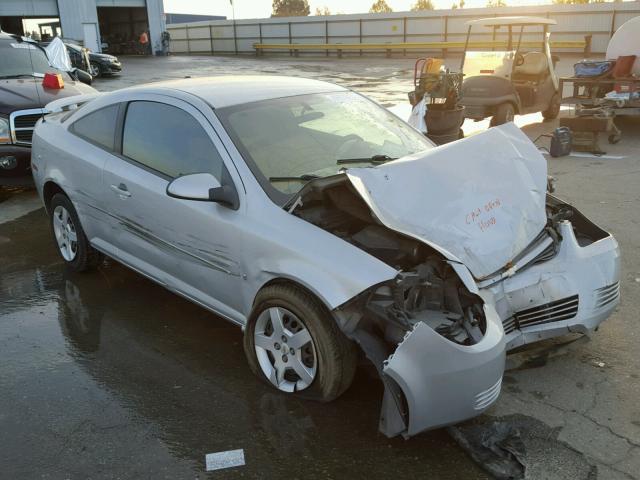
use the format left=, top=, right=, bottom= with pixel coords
left=291, top=176, right=487, bottom=348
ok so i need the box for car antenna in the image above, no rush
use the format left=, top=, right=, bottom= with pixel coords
left=20, top=34, right=46, bottom=124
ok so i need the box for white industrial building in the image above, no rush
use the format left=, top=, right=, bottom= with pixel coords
left=0, top=0, right=166, bottom=54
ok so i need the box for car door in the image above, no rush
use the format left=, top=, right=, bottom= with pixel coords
left=102, top=94, right=246, bottom=323
left=64, top=103, right=122, bottom=245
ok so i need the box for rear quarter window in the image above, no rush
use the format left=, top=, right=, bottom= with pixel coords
left=70, top=104, right=119, bottom=151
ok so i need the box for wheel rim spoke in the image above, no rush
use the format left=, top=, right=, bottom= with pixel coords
left=287, top=329, right=311, bottom=349
left=254, top=332, right=272, bottom=350
left=290, top=355, right=314, bottom=387
left=67, top=230, right=77, bottom=243
left=268, top=307, right=285, bottom=336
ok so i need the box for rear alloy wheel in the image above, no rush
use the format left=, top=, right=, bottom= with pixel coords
left=543, top=93, right=561, bottom=121
left=490, top=102, right=515, bottom=127
left=244, top=284, right=357, bottom=401
left=49, top=193, right=102, bottom=272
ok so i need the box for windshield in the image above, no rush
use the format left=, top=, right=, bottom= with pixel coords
left=463, top=50, right=516, bottom=78
left=0, top=40, right=53, bottom=78
left=218, top=91, right=434, bottom=205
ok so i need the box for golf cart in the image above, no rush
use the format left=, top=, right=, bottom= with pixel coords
left=459, top=16, right=561, bottom=126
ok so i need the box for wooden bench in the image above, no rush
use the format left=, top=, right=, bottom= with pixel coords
left=253, top=37, right=591, bottom=57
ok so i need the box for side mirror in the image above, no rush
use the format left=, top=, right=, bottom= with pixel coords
left=166, top=173, right=239, bottom=209
left=71, top=68, right=93, bottom=85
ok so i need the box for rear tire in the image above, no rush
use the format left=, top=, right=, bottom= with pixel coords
left=49, top=193, right=102, bottom=272
left=244, top=283, right=357, bottom=402
left=542, top=93, right=561, bottom=121
left=490, top=103, right=515, bottom=127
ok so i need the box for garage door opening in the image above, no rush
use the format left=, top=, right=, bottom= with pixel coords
left=0, top=17, right=60, bottom=40
left=97, top=7, right=149, bottom=55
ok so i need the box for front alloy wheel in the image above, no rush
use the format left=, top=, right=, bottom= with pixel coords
left=254, top=306, right=317, bottom=392
left=244, top=284, right=357, bottom=402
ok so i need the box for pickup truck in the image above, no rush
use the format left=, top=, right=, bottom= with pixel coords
left=0, top=32, right=96, bottom=186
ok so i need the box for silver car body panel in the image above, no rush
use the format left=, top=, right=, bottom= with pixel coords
left=31, top=77, right=620, bottom=439
left=345, top=123, right=547, bottom=280
left=384, top=305, right=505, bottom=436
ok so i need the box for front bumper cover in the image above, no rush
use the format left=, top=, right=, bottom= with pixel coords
left=486, top=220, right=621, bottom=350
left=381, top=305, right=505, bottom=437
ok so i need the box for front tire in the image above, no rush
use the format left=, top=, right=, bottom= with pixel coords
left=49, top=193, right=102, bottom=272
left=244, top=284, right=357, bottom=402
left=490, top=102, right=515, bottom=127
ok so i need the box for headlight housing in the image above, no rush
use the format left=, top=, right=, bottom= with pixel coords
left=0, top=116, right=10, bottom=144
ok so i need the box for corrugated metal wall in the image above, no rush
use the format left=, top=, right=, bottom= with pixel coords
left=57, top=0, right=99, bottom=44
left=167, top=1, right=640, bottom=56
left=1, top=0, right=166, bottom=55
left=0, top=0, right=58, bottom=17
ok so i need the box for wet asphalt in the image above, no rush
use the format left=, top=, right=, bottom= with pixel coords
left=1, top=54, right=640, bottom=479
left=0, top=212, right=487, bottom=479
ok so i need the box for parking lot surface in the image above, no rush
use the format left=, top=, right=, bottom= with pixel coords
left=1, top=55, right=639, bottom=479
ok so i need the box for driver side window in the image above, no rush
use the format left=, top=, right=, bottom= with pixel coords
left=122, top=101, right=224, bottom=180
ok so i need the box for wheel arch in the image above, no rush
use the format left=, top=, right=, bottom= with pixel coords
left=42, top=181, right=68, bottom=214
left=252, top=276, right=336, bottom=316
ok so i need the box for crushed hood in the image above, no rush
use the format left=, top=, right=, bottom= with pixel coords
left=345, top=123, right=547, bottom=279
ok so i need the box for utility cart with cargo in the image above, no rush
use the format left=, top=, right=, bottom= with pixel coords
left=460, top=16, right=561, bottom=126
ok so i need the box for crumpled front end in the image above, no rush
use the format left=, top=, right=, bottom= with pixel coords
left=482, top=196, right=621, bottom=350
left=334, top=257, right=506, bottom=438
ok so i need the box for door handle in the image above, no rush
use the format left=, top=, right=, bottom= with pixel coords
left=110, top=183, right=131, bottom=198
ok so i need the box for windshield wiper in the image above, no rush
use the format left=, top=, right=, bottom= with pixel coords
left=336, top=154, right=396, bottom=165
left=269, top=174, right=320, bottom=182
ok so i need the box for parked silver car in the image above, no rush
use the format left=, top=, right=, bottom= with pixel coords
left=31, top=77, right=620, bottom=438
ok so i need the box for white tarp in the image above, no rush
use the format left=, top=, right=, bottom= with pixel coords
left=408, top=97, right=428, bottom=133
left=44, top=37, right=72, bottom=72
left=345, top=123, right=547, bottom=279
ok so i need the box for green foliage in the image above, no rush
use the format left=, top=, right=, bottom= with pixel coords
left=314, top=6, right=331, bottom=15
left=369, top=0, right=393, bottom=13
left=272, top=0, right=311, bottom=17
left=486, top=0, right=506, bottom=6
left=411, top=0, right=435, bottom=11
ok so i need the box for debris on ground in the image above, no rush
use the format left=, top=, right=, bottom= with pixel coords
left=448, top=414, right=598, bottom=480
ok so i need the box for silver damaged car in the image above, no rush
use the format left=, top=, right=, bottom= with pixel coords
left=31, top=77, right=620, bottom=438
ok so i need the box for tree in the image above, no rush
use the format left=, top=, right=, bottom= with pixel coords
left=486, top=0, right=506, bottom=6
left=272, top=0, right=310, bottom=17
left=411, top=0, right=435, bottom=11
left=369, top=0, right=393, bottom=13
left=459, top=0, right=465, bottom=8
left=314, top=6, right=331, bottom=15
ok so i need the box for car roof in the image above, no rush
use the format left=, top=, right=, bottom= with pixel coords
left=143, top=75, right=348, bottom=109
left=465, top=16, right=557, bottom=27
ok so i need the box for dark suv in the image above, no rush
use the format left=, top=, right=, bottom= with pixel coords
left=0, top=32, right=96, bottom=186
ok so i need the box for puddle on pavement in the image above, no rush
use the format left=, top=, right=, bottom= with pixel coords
left=0, top=210, right=489, bottom=478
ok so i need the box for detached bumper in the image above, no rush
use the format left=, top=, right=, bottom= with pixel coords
left=382, top=306, right=505, bottom=437
left=488, top=221, right=621, bottom=350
